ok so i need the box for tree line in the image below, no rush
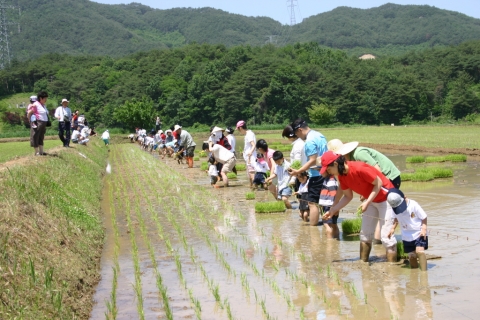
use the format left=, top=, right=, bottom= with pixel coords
left=1, top=41, right=479, bottom=130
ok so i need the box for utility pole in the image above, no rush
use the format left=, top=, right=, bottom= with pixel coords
left=0, top=0, right=19, bottom=69
left=287, top=0, right=298, bottom=26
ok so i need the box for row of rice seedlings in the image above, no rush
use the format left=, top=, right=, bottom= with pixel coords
left=401, top=167, right=453, bottom=182
left=246, top=191, right=256, bottom=200
left=255, top=201, right=286, bottom=213
left=200, top=162, right=209, bottom=171
left=116, top=163, right=145, bottom=320
left=235, top=163, right=247, bottom=171
left=226, top=172, right=237, bottom=179
left=407, top=154, right=467, bottom=163
left=341, top=218, right=362, bottom=235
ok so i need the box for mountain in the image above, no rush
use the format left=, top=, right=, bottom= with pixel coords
left=7, top=1, right=480, bottom=60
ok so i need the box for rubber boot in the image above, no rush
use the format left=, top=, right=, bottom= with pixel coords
left=188, top=157, right=194, bottom=168
left=409, top=253, right=419, bottom=269
left=418, top=252, right=427, bottom=271
left=386, top=246, right=398, bottom=263
left=360, top=242, right=372, bottom=262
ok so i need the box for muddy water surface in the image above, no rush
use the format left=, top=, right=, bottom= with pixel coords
left=91, top=145, right=480, bottom=320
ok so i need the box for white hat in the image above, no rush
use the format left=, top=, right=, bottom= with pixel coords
left=165, top=129, right=172, bottom=134
left=211, top=126, right=223, bottom=133
left=158, top=130, right=163, bottom=134
left=30, top=95, right=37, bottom=102
left=61, top=98, right=69, bottom=103
left=327, top=139, right=359, bottom=155
left=174, top=125, right=182, bottom=132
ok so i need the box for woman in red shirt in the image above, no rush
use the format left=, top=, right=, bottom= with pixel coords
left=320, top=151, right=397, bottom=263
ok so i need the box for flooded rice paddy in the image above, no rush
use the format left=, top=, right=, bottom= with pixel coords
left=90, top=144, right=480, bottom=320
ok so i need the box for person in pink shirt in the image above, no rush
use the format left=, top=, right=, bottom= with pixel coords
left=256, top=139, right=277, bottom=199
left=26, top=91, right=49, bottom=156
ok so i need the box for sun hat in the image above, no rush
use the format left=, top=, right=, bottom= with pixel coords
left=158, top=130, right=163, bottom=134
left=225, top=127, right=234, bottom=134
left=320, top=151, right=340, bottom=174
left=236, top=120, right=245, bottom=128
left=327, top=139, right=359, bottom=155
left=211, top=126, right=223, bottom=133
left=30, top=95, right=37, bottom=102
left=387, top=189, right=408, bottom=214
left=61, top=98, right=69, bottom=103
left=173, top=124, right=182, bottom=132
left=165, top=129, right=172, bottom=134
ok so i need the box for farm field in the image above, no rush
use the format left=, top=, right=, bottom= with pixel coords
left=90, top=143, right=480, bottom=319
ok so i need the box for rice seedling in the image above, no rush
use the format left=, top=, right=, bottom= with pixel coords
left=200, top=162, right=209, bottom=170
left=410, top=171, right=435, bottom=182
left=396, top=242, right=408, bottom=260
left=198, top=150, right=207, bottom=157
left=290, top=160, right=302, bottom=170
left=245, top=191, right=255, bottom=200
left=418, top=167, right=453, bottom=179
left=424, top=156, right=446, bottom=163
left=444, top=154, right=467, bottom=162
left=226, top=172, right=237, bottom=179
left=235, top=163, right=247, bottom=171
left=193, top=157, right=199, bottom=161
left=400, top=172, right=413, bottom=181
left=255, top=201, right=286, bottom=213
left=406, top=156, right=425, bottom=163
left=341, top=218, right=362, bottom=235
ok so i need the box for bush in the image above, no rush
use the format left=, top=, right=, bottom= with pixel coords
left=341, top=218, right=362, bottom=235
left=246, top=192, right=255, bottom=200
left=255, top=201, right=286, bottom=213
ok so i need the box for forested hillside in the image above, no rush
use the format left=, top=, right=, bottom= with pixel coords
left=7, top=0, right=480, bottom=60
left=1, top=41, right=479, bottom=130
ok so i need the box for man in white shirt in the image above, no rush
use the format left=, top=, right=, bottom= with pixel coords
left=54, top=99, right=72, bottom=147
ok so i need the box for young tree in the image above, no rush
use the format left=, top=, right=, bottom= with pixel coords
left=113, top=96, right=156, bottom=130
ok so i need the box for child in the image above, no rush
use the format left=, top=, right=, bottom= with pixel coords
left=266, top=151, right=293, bottom=209
left=319, top=174, right=339, bottom=238
left=386, top=188, right=428, bottom=270
left=207, top=157, right=219, bottom=186
left=252, top=153, right=269, bottom=190
left=173, top=140, right=184, bottom=164
left=294, top=172, right=309, bottom=222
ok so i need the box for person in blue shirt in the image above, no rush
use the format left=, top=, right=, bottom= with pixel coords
left=288, top=118, right=328, bottom=226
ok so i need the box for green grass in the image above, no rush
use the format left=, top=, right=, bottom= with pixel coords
left=255, top=201, right=286, bottom=213
left=397, top=242, right=408, bottom=260
left=226, top=172, right=237, bottom=179
left=0, top=140, right=59, bottom=163
left=235, top=164, right=246, bottom=171
left=406, top=156, right=425, bottom=163
left=246, top=192, right=256, bottom=200
left=341, top=218, right=362, bottom=235
left=290, top=160, right=302, bottom=170
left=200, top=162, right=208, bottom=171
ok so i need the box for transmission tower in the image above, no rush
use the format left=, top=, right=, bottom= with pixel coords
left=287, top=0, right=298, bottom=26
left=0, top=0, right=18, bottom=69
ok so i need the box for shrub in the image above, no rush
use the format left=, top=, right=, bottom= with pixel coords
left=341, top=218, right=362, bottom=235
left=246, top=192, right=255, bottom=200
left=226, top=172, right=237, bottom=179
left=255, top=201, right=286, bottom=213
left=235, top=164, right=246, bottom=171
left=406, top=156, right=425, bottom=163
left=200, top=162, right=208, bottom=171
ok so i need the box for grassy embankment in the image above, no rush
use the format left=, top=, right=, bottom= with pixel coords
left=0, top=139, right=108, bottom=318
left=0, top=140, right=60, bottom=163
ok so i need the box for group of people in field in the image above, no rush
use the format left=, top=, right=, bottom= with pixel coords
left=133, top=118, right=429, bottom=271
left=27, top=91, right=111, bottom=156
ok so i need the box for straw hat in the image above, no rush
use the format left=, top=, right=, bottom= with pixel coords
left=327, top=139, right=359, bottom=155
left=211, top=126, right=223, bottom=133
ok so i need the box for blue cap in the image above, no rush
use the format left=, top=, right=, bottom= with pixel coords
left=387, top=188, right=407, bottom=214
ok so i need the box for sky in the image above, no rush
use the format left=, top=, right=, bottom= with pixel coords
left=92, top=0, right=480, bottom=25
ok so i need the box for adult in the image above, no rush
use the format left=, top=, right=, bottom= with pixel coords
left=225, top=127, right=236, bottom=155
left=174, top=125, right=196, bottom=168
left=288, top=119, right=328, bottom=226
left=329, top=139, right=402, bottom=243
left=282, top=125, right=307, bottom=164
left=236, top=120, right=256, bottom=187
left=256, top=139, right=277, bottom=197
left=26, top=91, right=49, bottom=156
left=71, top=126, right=89, bottom=145
left=155, top=116, right=162, bottom=131
left=211, top=126, right=232, bottom=150
left=203, top=141, right=236, bottom=187
left=320, top=151, right=397, bottom=262
left=101, top=130, right=110, bottom=146
left=54, top=98, right=72, bottom=147
left=327, top=139, right=401, bottom=188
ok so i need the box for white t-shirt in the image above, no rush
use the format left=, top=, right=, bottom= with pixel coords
left=33, top=101, right=48, bottom=121
left=101, top=131, right=110, bottom=139
left=208, top=164, right=218, bottom=177
left=72, top=130, right=81, bottom=141
left=298, top=180, right=309, bottom=194
left=54, top=106, right=72, bottom=122
left=145, top=136, right=154, bottom=145
left=243, top=130, right=256, bottom=163
left=394, top=199, right=427, bottom=241
left=254, top=159, right=268, bottom=173
left=210, top=144, right=234, bottom=164
left=290, top=138, right=307, bottom=164
left=226, top=134, right=236, bottom=153
left=275, top=159, right=292, bottom=190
